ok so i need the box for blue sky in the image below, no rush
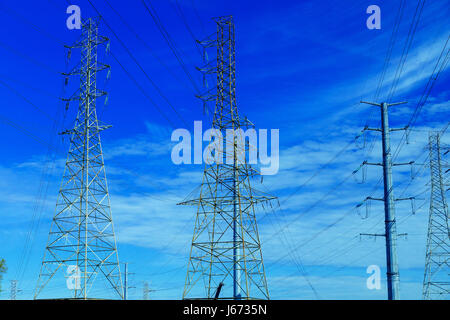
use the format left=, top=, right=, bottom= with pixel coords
left=0, top=0, right=449, bottom=299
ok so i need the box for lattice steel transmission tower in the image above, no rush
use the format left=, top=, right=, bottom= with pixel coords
left=35, top=18, right=123, bottom=300
left=179, top=16, right=276, bottom=300
left=423, top=132, right=449, bottom=299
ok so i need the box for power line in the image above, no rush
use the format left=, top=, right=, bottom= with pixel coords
left=171, top=0, right=202, bottom=56
left=188, top=0, right=206, bottom=35
left=0, top=39, right=59, bottom=74
left=279, top=134, right=432, bottom=273
left=260, top=161, right=366, bottom=245
left=386, top=0, right=426, bottom=103
left=141, top=0, right=202, bottom=94
left=0, top=114, right=58, bottom=149
left=373, top=0, right=406, bottom=101
left=102, top=0, right=193, bottom=93
left=0, top=73, right=61, bottom=100
left=264, top=130, right=433, bottom=288
left=391, top=35, right=450, bottom=163
left=362, top=0, right=406, bottom=161
left=259, top=3, right=447, bottom=296
left=0, top=79, right=56, bottom=121
left=86, top=0, right=190, bottom=128
left=262, top=203, right=321, bottom=298
left=108, top=51, right=176, bottom=128
left=0, top=2, right=63, bottom=45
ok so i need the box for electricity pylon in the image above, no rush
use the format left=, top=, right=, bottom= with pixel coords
left=179, top=16, right=276, bottom=300
left=35, top=18, right=123, bottom=300
left=360, top=101, right=412, bottom=300
left=423, top=132, right=449, bottom=299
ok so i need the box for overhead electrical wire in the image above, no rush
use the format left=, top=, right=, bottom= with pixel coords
left=102, top=0, right=194, bottom=93
left=171, top=0, right=203, bottom=56
left=361, top=0, right=407, bottom=159
left=386, top=0, right=426, bottom=103
left=251, top=7, right=416, bottom=282
left=0, top=79, right=56, bottom=122
left=267, top=8, right=449, bottom=269
left=141, top=0, right=202, bottom=94
left=86, top=0, right=190, bottom=128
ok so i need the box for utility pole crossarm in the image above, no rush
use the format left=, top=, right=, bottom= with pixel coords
left=360, top=101, right=408, bottom=107
left=364, top=127, right=382, bottom=132
left=367, top=196, right=384, bottom=201
left=360, top=101, right=382, bottom=107
left=386, top=101, right=408, bottom=107
left=360, top=233, right=386, bottom=237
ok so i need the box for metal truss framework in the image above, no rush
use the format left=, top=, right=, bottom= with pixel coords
left=35, top=18, right=123, bottom=300
left=179, top=16, right=276, bottom=300
left=423, top=132, right=449, bottom=299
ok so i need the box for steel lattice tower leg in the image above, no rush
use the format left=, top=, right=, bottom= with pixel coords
left=35, top=18, right=123, bottom=300
left=179, top=16, right=276, bottom=300
left=423, top=132, right=449, bottom=299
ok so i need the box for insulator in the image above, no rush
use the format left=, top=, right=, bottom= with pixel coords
left=399, top=233, right=408, bottom=240
left=104, top=95, right=109, bottom=106
left=356, top=201, right=368, bottom=219
left=357, top=199, right=370, bottom=219
left=105, top=41, right=110, bottom=54
left=405, top=128, right=410, bottom=144
left=65, top=102, right=69, bottom=111
left=356, top=130, right=366, bottom=150
left=410, top=197, right=416, bottom=215
left=354, top=163, right=367, bottom=184
left=356, top=204, right=362, bottom=218
left=106, top=69, right=111, bottom=81
left=365, top=199, right=371, bottom=219
left=410, top=162, right=416, bottom=179
left=65, top=77, right=69, bottom=86
left=363, top=130, right=366, bottom=148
